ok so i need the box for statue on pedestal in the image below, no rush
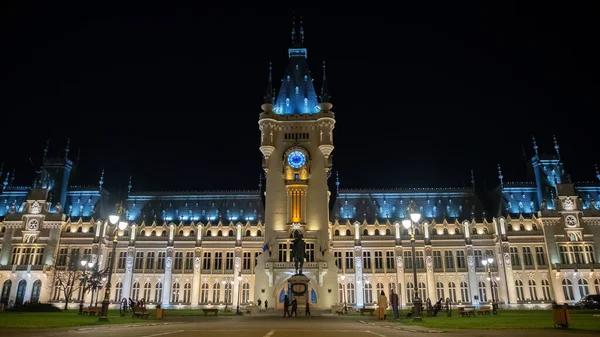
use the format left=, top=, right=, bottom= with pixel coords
left=291, top=231, right=306, bottom=275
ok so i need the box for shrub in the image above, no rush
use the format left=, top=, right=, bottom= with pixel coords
left=7, top=303, right=62, bottom=312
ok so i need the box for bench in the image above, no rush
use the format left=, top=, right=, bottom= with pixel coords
left=458, top=306, right=476, bottom=317
left=359, top=308, right=376, bottom=316
left=203, top=308, right=219, bottom=316
left=478, top=306, right=492, bottom=315
left=132, top=306, right=150, bottom=319
left=82, top=306, right=102, bottom=316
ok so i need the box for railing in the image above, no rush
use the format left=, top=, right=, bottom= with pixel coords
left=174, top=236, right=196, bottom=241
left=363, top=235, right=395, bottom=241
left=333, top=236, right=354, bottom=241
left=554, top=263, right=600, bottom=270
left=203, top=236, right=235, bottom=241
left=471, top=234, right=494, bottom=240
left=507, top=230, right=544, bottom=236
left=430, top=234, right=465, bottom=240
left=270, top=262, right=321, bottom=269
left=61, top=232, right=95, bottom=237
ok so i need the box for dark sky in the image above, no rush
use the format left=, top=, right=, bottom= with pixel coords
left=1, top=4, right=598, bottom=195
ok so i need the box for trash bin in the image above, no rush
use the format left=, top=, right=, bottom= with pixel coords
left=552, top=304, right=570, bottom=328
left=156, top=308, right=164, bottom=320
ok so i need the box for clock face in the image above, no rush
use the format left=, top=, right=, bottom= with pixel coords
left=287, top=151, right=306, bottom=169
left=28, top=218, right=39, bottom=230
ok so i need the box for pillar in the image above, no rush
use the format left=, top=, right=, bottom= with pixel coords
left=466, top=246, right=479, bottom=306
left=162, top=248, right=173, bottom=306
left=500, top=242, right=518, bottom=304
left=354, top=246, right=364, bottom=308
left=425, top=247, right=435, bottom=300
left=191, top=248, right=202, bottom=306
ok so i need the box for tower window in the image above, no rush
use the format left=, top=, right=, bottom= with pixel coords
left=294, top=174, right=299, bottom=181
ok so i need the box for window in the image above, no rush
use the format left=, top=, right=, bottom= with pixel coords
left=436, top=282, right=444, bottom=301
left=243, top=252, right=251, bottom=270
left=433, top=251, right=442, bottom=269
left=155, top=283, right=163, bottom=303
left=509, top=247, right=521, bottom=267
left=376, top=282, right=385, bottom=299
left=242, top=283, right=250, bottom=304
left=386, top=251, right=395, bottom=270
left=51, top=280, right=60, bottom=300
left=474, top=250, right=482, bottom=268
left=478, top=282, right=487, bottom=302
left=279, top=243, right=288, bottom=262
left=214, top=252, right=222, bottom=270
left=364, top=283, right=373, bottom=303
left=183, top=283, right=191, bottom=303
left=522, top=247, right=533, bottom=266
left=114, top=282, right=123, bottom=302
left=118, top=252, right=127, bottom=269
left=415, top=251, right=424, bottom=269
left=203, top=252, right=211, bottom=270
left=584, top=245, right=595, bottom=263
left=345, top=251, right=354, bottom=270
left=456, top=250, right=465, bottom=269
left=460, top=282, right=470, bottom=302
left=444, top=251, right=454, bottom=269
left=404, top=251, right=413, bottom=270
left=562, top=279, right=574, bottom=301
left=515, top=280, right=524, bottom=301
left=306, top=243, right=315, bottom=262
left=132, top=282, right=140, bottom=300
left=418, top=282, right=426, bottom=300
left=346, top=229, right=351, bottom=236
left=406, top=282, right=414, bottom=303
left=171, top=283, right=180, bottom=302
left=30, top=280, right=41, bottom=303
left=578, top=279, right=589, bottom=297
left=200, top=283, right=209, bottom=303
left=146, top=252, right=155, bottom=270
left=134, top=252, right=144, bottom=270
left=157, top=252, right=166, bottom=270
left=334, top=229, right=339, bottom=236
left=334, top=252, right=342, bottom=269
left=338, top=283, right=344, bottom=303
left=225, top=252, right=234, bottom=270
left=559, top=246, right=569, bottom=264
left=57, top=248, right=68, bottom=266
left=448, top=282, right=456, bottom=302
left=542, top=279, right=552, bottom=301
left=535, top=247, right=546, bottom=266
left=143, top=283, right=151, bottom=301
left=185, top=252, right=194, bottom=270
left=212, top=283, right=221, bottom=303
left=528, top=280, right=538, bottom=300
left=374, top=251, right=383, bottom=269
left=347, top=283, right=355, bottom=304
left=224, top=282, right=233, bottom=303
left=363, top=251, right=372, bottom=270
left=174, top=252, right=183, bottom=270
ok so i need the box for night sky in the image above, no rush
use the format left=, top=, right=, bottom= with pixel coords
left=1, top=4, right=598, bottom=197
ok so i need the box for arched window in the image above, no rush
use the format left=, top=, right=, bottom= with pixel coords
left=132, top=282, right=140, bottom=300
left=124, top=230, right=129, bottom=237
left=443, top=228, right=449, bottom=235
left=562, top=279, right=574, bottom=301
left=418, top=282, right=426, bottom=301
left=183, top=283, right=191, bottom=303
left=140, top=230, right=145, bottom=237
left=364, top=283, right=373, bottom=303
left=334, top=229, right=340, bottom=236
left=483, top=227, right=488, bottom=234
left=454, top=228, right=460, bottom=235
left=242, top=283, right=250, bottom=304
left=542, top=279, right=552, bottom=301
left=52, top=280, right=61, bottom=300
left=66, top=227, right=71, bottom=233
left=151, top=230, right=156, bottom=236
left=374, top=229, right=380, bottom=236
left=338, top=283, right=344, bottom=304
left=376, top=282, right=385, bottom=298
left=515, top=280, right=524, bottom=301
left=528, top=280, right=538, bottom=300
left=346, top=229, right=351, bottom=236
left=448, top=282, right=456, bottom=302
left=245, top=230, right=251, bottom=237
left=460, top=281, right=469, bottom=302
left=143, top=283, right=151, bottom=301
left=224, top=283, right=232, bottom=304
left=162, top=230, right=167, bottom=237
left=89, top=226, right=94, bottom=233
left=578, top=279, right=589, bottom=297
left=257, top=230, right=262, bottom=237
left=212, top=283, right=221, bottom=303
left=190, top=230, right=194, bottom=237
left=532, top=223, right=538, bottom=231
left=114, top=282, right=123, bottom=302
left=77, top=226, right=82, bottom=233
left=478, top=281, right=487, bottom=302
left=178, top=230, right=183, bottom=236
left=385, top=228, right=391, bottom=236
left=472, top=228, right=477, bottom=234
left=200, top=283, right=209, bottom=303
left=415, top=228, right=420, bottom=235
left=217, top=230, right=223, bottom=237
left=594, top=278, right=600, bottom=295
left=155, top=283, right=163, bottom=303
left=171, top=283, right=180, bottom=302
left=311, top=288, right=317, bottom=303
left=403, top=229, right=409, bottom=235
left=406, top=282, right=414, bottom=303
left=279, top=289, right=285, bottom=303
left=519, top=223, right=525, bottom=231
left=362, top=229, right=368, bottom=236
left=436, top=282, right=444, bottom=301
left=16, top=280, right=27, bottom=305
left=206, top=230, right=212, bottom=237
left=347, top=283, right=355, bottom=304
left=1, top=280, right=13, bottom=304
left=228, top=230, right=234, bottom=237
left=507, top=224, right=513, bottom=232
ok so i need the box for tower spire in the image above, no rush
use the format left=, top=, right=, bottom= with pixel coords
left=320, top=60, right=331, bottom=103
left=595, top=164, right=600, bottom=181
left=43, top=138, right=50, bottom=163
left=98, top=169, right=104, bottom=190
left=300, top=16, right=304, bottom=44
left=498, top=164, right=504, bottom=189
left=128, top=175, right=133, bottom=196
left=264, top=61, right=273, bottom=104
left=532, top=135, right=538, bottom=157
left=291, top=14, right=296, bottom=44
left=335, top=171, right=340, bottom=195
left=64, top=138, right=70, bottom=159
left=470, top=169, right=475, bottom=189
left=258, top=173, right=263, bottom=192
left=553, top=134, right=561, bottom=161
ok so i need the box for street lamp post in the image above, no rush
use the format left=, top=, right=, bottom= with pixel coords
left=481, top=255, right=500, bottom=315
left=236, top=272, right=243, bottom=315
left=78, top=258, right=95, bottom=314
left=99, top=205, right=128, bottom=322
left=340, top=274, right=348, bottom=314
left=403, top=209, right=422, bottom=322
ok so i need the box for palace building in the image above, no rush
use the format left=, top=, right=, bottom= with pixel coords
left=1, top=26, right=599, bottom=311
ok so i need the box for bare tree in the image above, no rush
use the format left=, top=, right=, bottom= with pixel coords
left=51, top=252, right=88, bottom=310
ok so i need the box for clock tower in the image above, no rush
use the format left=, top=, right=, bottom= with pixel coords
left=254, top=24, right=338, bottom=309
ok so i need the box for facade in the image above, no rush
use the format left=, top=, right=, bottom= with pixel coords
left=1, top=34, right=600, bottom=311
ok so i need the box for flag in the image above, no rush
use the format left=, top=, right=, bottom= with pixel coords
left=263, top=243, right=269, bottom=252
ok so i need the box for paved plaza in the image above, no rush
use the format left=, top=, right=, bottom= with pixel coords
left=1, top=314, right=598, bottom=337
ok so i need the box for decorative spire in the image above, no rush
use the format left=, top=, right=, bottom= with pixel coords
left=9, top=168, right=15, bottom=187
left=43, top=139, right=50, bottom=163
left=75, top=148, right=81, bottom=168
left=470, top=169, right=475, bottom=189
left=596, top=164, right=600, bottom=181
left=64, top=138, right=70, bottom=159
left=128, top=175, right=133, bottom=196
left=553, top=134, right=561, bottom=161
left=532, top=135, right=538, bottom=156
left=264, top=61, right=273, bottom=104
left=498, top=164, right=504, bottom=188
left=3, top=170, right=9, bottom=189
left=291, top=14, right=296, bottom=44
left=320, top=60, right=331, bottom=103
left=300, top=16, right=304, bottom=44
left=258, top=173, right=263, bottom=192
left=335, top=171, right=340, bottom=194
left=98, top=169, right=104, bottom=190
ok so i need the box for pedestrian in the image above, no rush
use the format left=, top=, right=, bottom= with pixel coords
left=391, top=288, right=399, bottom=320
left=283, top=295, right=290, bottom=317
left=257, top=298, right=262, bottom=309
left=305, top=299, right=311, bottom=316
left=377, top=291, right=388, bottom=320
left=290, top=298, right=297, bottom=317
left=265, top=300, right=269, bottom=310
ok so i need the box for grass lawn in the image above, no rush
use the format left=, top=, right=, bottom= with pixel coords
left=387, top=309, right=600, bottom=331
left=0, top=308, right=236, bottom=329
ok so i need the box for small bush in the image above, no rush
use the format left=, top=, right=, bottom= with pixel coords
left=7, top=303, right=62, bottom=312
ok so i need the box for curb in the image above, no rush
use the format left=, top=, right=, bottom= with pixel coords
left=76, top=322, right=173, bottom=331
left=359, top=320, right=445, bottom=333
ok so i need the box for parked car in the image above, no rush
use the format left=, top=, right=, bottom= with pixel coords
left=574, top=294, right=600, bottom=309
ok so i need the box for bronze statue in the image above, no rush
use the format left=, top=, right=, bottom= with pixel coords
left=291, top=231, right=306, bottom=274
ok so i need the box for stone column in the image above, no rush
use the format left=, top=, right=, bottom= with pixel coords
left=500, top=242, right=518, bottom=304
left=425, top=247, right=435, bottom=300
left=354, top=246, right=364, bottom=308
left=395, top=246, right=405, bottom=307
left=191, top=248, right=202, bottom=306
left=122, top=247, right=135, bottom=300
left=233, top=248, right=242, bottom=308
left=162, top=247, right=173, bottom=307
left=466, top=246, right=479, bottom=306
left=0, top=227, right=15, bottom=265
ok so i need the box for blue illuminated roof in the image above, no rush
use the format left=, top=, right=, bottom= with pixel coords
left=274, top=47, right=320, bottom=115
left=0, top=188, right=28, bottom=217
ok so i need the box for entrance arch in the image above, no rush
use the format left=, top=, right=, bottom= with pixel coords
left=15, top=280, right=27, bottom=305
left=271, top=274, right=322, bottom=310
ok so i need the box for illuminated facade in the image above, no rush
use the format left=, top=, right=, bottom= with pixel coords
left=1, top=32, right=600, bottom=311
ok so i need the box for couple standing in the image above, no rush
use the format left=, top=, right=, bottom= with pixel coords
left=377, top=289, right=400, bottom=320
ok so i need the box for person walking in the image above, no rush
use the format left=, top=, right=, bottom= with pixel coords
left=305, top=299, right=311, bottom=316
left=391, top=288, right=399, bottom=320
left=290, top=298, right=298, bottom=317
left=283, top=295, right=290, bottom=317
left=377, top=291, right=388, bottom=320
left=265, top=299, right=269, bottom=310
left=257, top=298, right=261, bottom=309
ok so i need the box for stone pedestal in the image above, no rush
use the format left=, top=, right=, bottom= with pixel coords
left=288, top=274, right=310, bottom=315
